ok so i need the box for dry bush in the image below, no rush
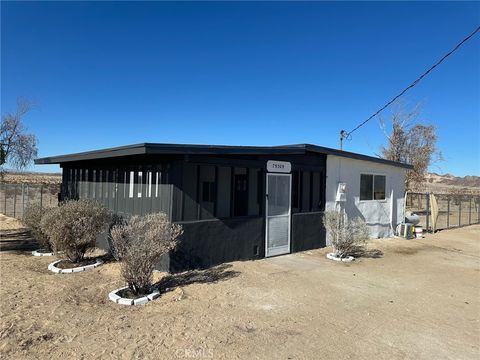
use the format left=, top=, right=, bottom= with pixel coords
left=23, top=204, right=52, bottom=251
left=40, top=200, right=110, bottom=263
left=110, top=213, right=184, bottom=295
left=323, top=210, right=370, bottom=258
left=107, top=213, right=126, bottom=261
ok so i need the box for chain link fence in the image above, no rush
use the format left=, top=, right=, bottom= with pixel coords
left=0, top=183, right=60, bottom=219
left=406, top=192, right=480, bottom=232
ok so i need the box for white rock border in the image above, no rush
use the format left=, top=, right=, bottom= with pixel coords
left=32, top=249, right=54, bottom=257
left=326, top=252, right=355, bottom=262
left=48, top=259, right=103, bottom=274
left=108, top=286, right=160, bottom=306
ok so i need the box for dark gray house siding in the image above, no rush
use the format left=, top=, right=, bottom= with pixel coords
left=56, top=152, right=326, bottom=271
left=36, top=143, right=411, bottom=271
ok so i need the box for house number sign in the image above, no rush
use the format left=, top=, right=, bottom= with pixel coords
left=266, top=160, right=291, bottom=173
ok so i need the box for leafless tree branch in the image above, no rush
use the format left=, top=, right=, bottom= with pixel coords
left=379, top=101, right=442, bottom=191
left=0, top=98, right=38, bottom=175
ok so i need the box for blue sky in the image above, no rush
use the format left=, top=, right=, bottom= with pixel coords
left=1, top=1, right=479, bottom=175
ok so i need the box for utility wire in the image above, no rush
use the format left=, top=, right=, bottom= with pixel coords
left=340, top=25, right=480, bottom=144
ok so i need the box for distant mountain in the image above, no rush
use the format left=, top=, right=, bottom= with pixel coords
left=422, top=173, right=480, bottom=194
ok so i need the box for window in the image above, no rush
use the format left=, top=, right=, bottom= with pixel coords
left=98, top=170, right=103, bottom=199
left=360, top=174, right=386, bottom=201
left=301, top=171, right=311, bottom=212
left=199, top=165, right=216, bottom=219
left=104, top=170, right=109, bottom=198
left=248, top=169, right=261, bottom=216
left=182, top=164, right=198, bottom=221
left=374, top=175, right=386, bottom=200
left=216, top=167, right=231, bottom=217
left=137, top=171, right=143, bottom=198
left=291, top=170, right=324, bottom=213
left=128, top=171, right=134, bottom=198
left=155, top=171, right=161, bottom=197
left=233, top=168, right=248, bottom=216
left=292, top=171, right=300, bottom=211
left=147, top=171, right=152, bottom=198
left=92, top=170, right=96, bottom=198
left=202, top=181, right=215, bottom=202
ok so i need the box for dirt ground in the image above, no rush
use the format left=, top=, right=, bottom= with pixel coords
left=0, top=221, right=479, bottom=360
left=0, top=214, right=26, bottom=231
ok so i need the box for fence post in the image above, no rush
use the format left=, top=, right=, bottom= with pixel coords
left=425, top=193, right=430, bottom=232
left=459, top=201, right=462, bottom=227
left=40, top=185, right=43, bottom=208
left=21, top=184, right=25, bottom=219
left=469, top=197, right=472, bottom=225
left=13, top=185, right=17, bottom=218
left=447, top=197, right=450, bottom=229
left=3, top=184, right=5, bottom=214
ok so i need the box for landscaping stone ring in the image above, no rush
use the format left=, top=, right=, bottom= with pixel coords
left=326, top=252, right=355, bottom=262
left=32, top=250, right=54, bottom=257
left=48, top=259, right=103, bottom=274
left=108, top=286, right=160, bottom=306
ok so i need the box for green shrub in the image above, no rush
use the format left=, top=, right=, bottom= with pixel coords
left=23, top=204, right=52, bottom=251
left=40, top=199, right=110, bottom=263
left=110, top=213, right=183, bottom=295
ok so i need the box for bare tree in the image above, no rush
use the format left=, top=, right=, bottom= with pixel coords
left=0, top=98, right=38, bottom=174
left=379, top=103, right=442, bottom=191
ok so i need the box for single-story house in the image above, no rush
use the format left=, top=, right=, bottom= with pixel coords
left=35, top=143, right=412, bottom=271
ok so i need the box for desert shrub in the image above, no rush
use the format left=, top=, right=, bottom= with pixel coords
left=323, top=210, right=370, bottom=258
left=110, top=213, right=184, bottom=295
left=107, top=213, right=126, bottom=261
left=23, top=204, right=53, bottom=251
left=40, top=199, right=110, bottom=263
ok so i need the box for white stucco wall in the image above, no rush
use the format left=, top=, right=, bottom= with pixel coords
left=325, top=155, right=406, bottom=242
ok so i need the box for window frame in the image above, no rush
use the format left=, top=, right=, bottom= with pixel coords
left=359, top=173, right=387, bottom=202
left=201, top=181, right=216, bottom=203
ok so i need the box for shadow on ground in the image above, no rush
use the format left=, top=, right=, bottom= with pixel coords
left=0, top=230, right=38, bottom=252
left=349, top=246, right=384, bottom=259
left=154, top=263, right=240, bottom=291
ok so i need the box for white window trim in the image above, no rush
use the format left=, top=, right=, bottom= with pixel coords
left=359, top=173, right=387, bottom=202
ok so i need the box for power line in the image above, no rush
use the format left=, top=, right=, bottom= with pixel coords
left=340, top=25, right=480, bottom=149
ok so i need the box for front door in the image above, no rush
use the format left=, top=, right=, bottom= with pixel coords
left=265, top=173, right=292, bottom=257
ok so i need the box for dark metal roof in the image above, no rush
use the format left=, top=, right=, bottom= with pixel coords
left=34, top=143, right=413, bottom=169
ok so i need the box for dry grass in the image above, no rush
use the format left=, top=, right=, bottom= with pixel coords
left=0, top=214, right=26, bottom=231
left=0, top=220, right=479, bottom=359
left=2, top=172, right=61, bottom=185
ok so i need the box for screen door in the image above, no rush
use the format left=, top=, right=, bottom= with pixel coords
left=265, top=173, right=292, bottom=257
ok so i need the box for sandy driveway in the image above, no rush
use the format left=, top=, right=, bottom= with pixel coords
left=0, top=221, right=479, bottom=359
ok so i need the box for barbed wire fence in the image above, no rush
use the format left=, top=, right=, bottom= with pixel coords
left=0, top=183, right=60, bottom=219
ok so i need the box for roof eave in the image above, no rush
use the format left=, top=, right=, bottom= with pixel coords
left=304, top=144, right=413, bottom=170
left=34, top=143, right=306, bottom=164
